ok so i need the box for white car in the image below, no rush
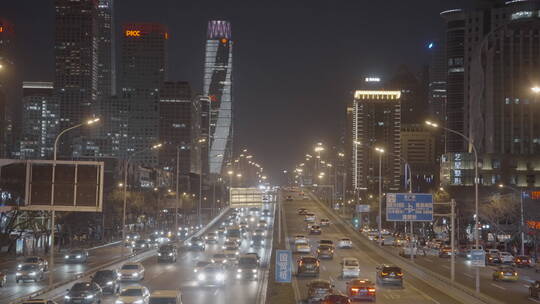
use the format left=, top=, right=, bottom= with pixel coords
left=499, top=252, right=514, bottom=263
left=295, top=243, right=311, bottom=253
left=118, top=262, right=145, bottom=281
left=338, top=238, right=353, bottom=249
left=305, top=213, right=316, bottom=222
left=294, top=235, right=308, bottom=245
left=115, top=286, right=150, bottom=304
left=341, top=257, right=360, bottom=278
left=211, top=253, right=229, bottom=265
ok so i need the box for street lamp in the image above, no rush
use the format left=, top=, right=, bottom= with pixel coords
left=122, top=143, right=162, bottom=257
left=374, top=147, right=385, bottom=246
left=499, top=184, right=525, bottom=256
left=531, top=86, right=540, bottom=94
left=50, top=117, right=100, bottom=286
left=426, top=120, right=480, bottom=293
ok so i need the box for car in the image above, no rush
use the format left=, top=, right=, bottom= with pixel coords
left=133, top=239, right=149, bottom=251
left=157, top=244, right=177, bottom=263
left=222, top=241, right=240, bottom=260
left=319, top=240, right=334, bottom=247
left=499, top=251, right=514, bottom=263
left=486, top=248, right=500, bottom=256
left=305, top=213, right=316, bottom=222
left=91, top=269, right=120, bottom=295
left=239, top=222, right=248, bottom=230
left=393, top=238, right=406, bottom=247
left=321, top=294, right=350, bottom=304
left=306, top=280, right=334, bottom=304
left=236, top=255, right=259, bottom=280
left=149, top=290, right=183, bottom=304
left=194, top=261, right=212, bottom=274
left=16, top=263, right=44, bottom=283
left=211, top=253, right=229, bottom=265
left=118, top=262, right=145, bottom=281
left=0, top=271, right=6, bottom=287
left=376, top=265, right=403, bottom=287
left=196, top=264, right=227, bottom=286
left=64, top=249, right=89, bottom=263
left=64, top=282, right=103, bottom=304
left=514, top=255, right=533, bottom=267
left=257, top=220, right=268, bottom=228
left=320, top=218, right=330, bottom=226
left=346, top=279, right=376, bottom=302
left=294, top=235, right=308, bottom=245
left=254, top=228, right=267, bottom=237
left=205, top=232, right=218, bottom=243
left=21, top=300, right=58, bottom=304
left=310, top=225, right=322, bottom=235
left=338, top=238, right=352, bottom=249
left=529, top=280, right=540, bottom=299
left=492, top=266, right=518, bottom=282
left=115, top=286, right=150, bottom=304
left=465, top=245, right=484, bottom=259
left=486, top=253, right=502, bottom=265
left=382, top=236, right=395, bottom=246
left=298, top=208, right=308, bottom=215
left=188, top=237, right=206, bottom=251
left=217, top=227, right=226, bottom=235
left=316, top=245, right=334, bottom=259
left=297, top=256, right=320, bottom=277
left=245, top=252, right=261, bottom=265
left=286, top=196, right=293, bottom=201
left=439, top=246, right=453, bottom=258
left=125, top=233, right=141, bottom=243
left=18, top=256, right=48, bottom=271
left=295, top=243, right=311, bottom=254
left=341, top=257, right=360, bottom=278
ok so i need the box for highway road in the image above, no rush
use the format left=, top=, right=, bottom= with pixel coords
left=282, top=191, right=465, bottom=304
left=39, top=204, right=274, bottom=304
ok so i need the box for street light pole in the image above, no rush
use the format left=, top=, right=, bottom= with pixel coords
left=175, top=146, right=180, bottom=235
left=375, top=147, right=384, bottom=246
left=50, top=118, right=100, bottom=286
left=426, top=120, right=480, bottom=293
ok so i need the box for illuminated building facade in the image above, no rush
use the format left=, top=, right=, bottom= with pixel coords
left=120, top=23, right=167, bottom=166
left=203, top=20, right=233, bottom=175
left=0, top=19, right=14, bottom=158
left=54, top=0, right=99, bottom=156
left=97, top=0, right=115, bottom=99
left=19, top=82, right=59, bottom=159
left=352, top=89, right=402, bottom=193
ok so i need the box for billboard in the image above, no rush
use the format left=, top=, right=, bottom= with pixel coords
left=0, top=159, right=104, bottom=212
left=229, top=187, right=263, bottom=208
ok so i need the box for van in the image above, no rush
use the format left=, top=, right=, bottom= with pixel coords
left=149, top=290, right=183, bottom=304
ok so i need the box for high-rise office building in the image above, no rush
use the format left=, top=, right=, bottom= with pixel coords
left=54, top=0, right=98, bottom=156
left=0, top=19, right=15, bottom=158
left=158, top=81, right=195, bottom=191
left=352, top=88, right=402, bottom=194
left=427, top=39, right=447, bottom=125
left=203, top=20, right=233, bottom=175
left=120, top=23, right=167, bottom=166
left=97, top=0, right=115, bottom=99
left=387, top=65, right=427, bottom=124
left=19, top=82, right=59, bottom=159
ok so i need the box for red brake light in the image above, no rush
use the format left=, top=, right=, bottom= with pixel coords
left=368, top=288, right=376, bottom=293
left=397, top=272, right=403, bottom=276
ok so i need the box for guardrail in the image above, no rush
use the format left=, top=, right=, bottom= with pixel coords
left=255, top=202, right=277, bottom=304
left=308, top=190, right=505, bottom=304
left=9, top=209, right=232, bottom=304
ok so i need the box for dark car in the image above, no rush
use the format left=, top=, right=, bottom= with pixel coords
left=236, top=255, right=259, bottom=280
left=64, top=250, right=89, bottom=263
left=310, top=225, right=322, bottom=235
left=16, top=263, right=44, bottom=283
left=286, top=196, right=293, bottom=201
left=530, top=280, right=540, bottom=299
left=306, top=280, right=333, bottom=304
left=316, top=245, right=334, bottom=259
left=133, top=239, right=149, bottom=251
left=515, top=255, right=533, bottom=267
left=486, top=253, right=502, bottom=265
left=157, top=244, right=177, bottom=263
left=298, top=208, right=308, bottom=215
left=297, top=256, right=320, bottom=277
left=322, top=294, right=351, bottom=304
left=346, top=279, right=376, bottom=302
left=91, top=270, right=119, bottom=294
left=64, top=282, right=103, bottom=304
left=376, top=265, right=403, bottom=287
left=188, top=237, right=206, bottom=251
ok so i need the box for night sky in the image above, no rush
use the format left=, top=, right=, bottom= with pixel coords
left=4, top=0, right=469, bottom=181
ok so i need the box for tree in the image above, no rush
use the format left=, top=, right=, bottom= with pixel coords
left=479, top=193, right=520, bottom=243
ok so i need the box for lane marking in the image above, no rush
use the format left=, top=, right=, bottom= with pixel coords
left=407, top=283, right=441, bottom=304
left=464, top=273, right=474, bottom=279
left=441, top=265, right=450, bottom=270
left=529, top=297, right=540, bottom=303
left=424, top=258, right=434, bottom=263
left=491, top=283, right=507, bottom=290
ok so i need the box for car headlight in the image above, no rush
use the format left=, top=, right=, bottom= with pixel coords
left=133, top=300, right=143, bottom=304
left=65, top=255, right=69, bottom=258
left=205, top=236, right=208, bottom=240
left=85, top=295, right=94, bottom=299
left=169, top=253, right=173, bottom=256
left=29, top=272, right=36, bottom=276
left=115, top=300, right=123, bottom=304
left=132, top=272, right=139, bottom=277
left=187, top=242, right=192, bottom=246
left=65, top=296, right=71, bottom=300
left=222, top=260, right=227, bottom=264
left=235, top=252, right=239, bottom=255
left=76, top=255, right=82, bottom=259
left=106, top=281, right=113, bottom=285
left=262, top=240, right=265, bottom=244
left=216, top=273, right=225, bottom=280
left=194, top=269, right=198, bottom=273
left=237, top=269, right=242, bottom=273
left=198, top=273, right=205, bottom=281
left=158, top=253, right=162, bottom=256
left=16, top=272, right=21, bottom=276
left=17, top=264, right=22, bottom=269
left=252, top=269, right=257, bottom=273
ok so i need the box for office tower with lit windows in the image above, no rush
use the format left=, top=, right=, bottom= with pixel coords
left=120, top=23, right=167, bottom=166
left=0, top=19, right=15, bottom=158
left=54, top=0, right=99, bottom=156
left=203, top=20, right=233, bottom=176
left=19, top=82, right=59, bottom=159
left=97, top=0, right=115, bottom=99
left=352, top=89, right=401, bottom=194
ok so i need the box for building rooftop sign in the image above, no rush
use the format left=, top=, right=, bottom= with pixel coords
left=354, top=90, right=401, bottom=100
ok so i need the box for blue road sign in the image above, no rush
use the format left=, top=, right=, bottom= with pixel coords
left=275, top=250, right=292, bottom=283
left=356, top=204, right=370, bottom=213
left=470, top=249, right=485, bottom=267
left=386, top=193, right=433, bottom=222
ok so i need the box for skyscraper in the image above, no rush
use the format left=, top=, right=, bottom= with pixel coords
left=120, top=23, right=167, bottom=166
left=97, top=0, right=115, bottom=99
left=0, top=19, right=14, bottom=158
left=19, top=82, right=58, bottom=159
left=203, top=20, right=233, bottom=176
left=54, top=0, right=98, bottom=155
left=352, top=87, right=402, bottom=194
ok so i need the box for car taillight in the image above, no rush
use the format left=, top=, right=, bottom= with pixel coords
left=368, top=288, right=376, bottom=293
left=514, top=272, right=517, bottom=275
left=397, top=272, right=403, bottom=276
left=316, top=261, right=320, bottom=267
left=381, top=272, right=388, bottom=276
left=350, top=288, right=359, bottom=294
